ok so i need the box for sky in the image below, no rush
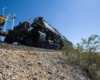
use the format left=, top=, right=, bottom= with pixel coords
left=0, top=0, right=100, bottom=46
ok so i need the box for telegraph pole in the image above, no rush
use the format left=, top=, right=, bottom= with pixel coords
left=3, top=7, right=7, bottom=17
left=4, top=16, right=9, bottom=32
left=11, top=13, right=17, bottom=30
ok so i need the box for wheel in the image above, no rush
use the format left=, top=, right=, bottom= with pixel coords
left=25, top=38, right=33, bottom=47
left=41, top=44, right=45, bottom=48
left=51, top=45, right=56, bottom=50
left=51, top=45, right=61, bottom=50
left=4, top=37, right=7, bottom=42
left=45, top=44, right=50, bottom=49
left=49, top=45, right=54, bottom=49
left=4, top=37, right=13, bottom=43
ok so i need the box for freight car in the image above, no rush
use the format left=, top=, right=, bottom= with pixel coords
left=4, top=17, right=72, bottom=50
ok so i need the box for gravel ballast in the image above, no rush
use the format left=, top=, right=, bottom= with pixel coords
left=0, top=42, right=91, bottom=80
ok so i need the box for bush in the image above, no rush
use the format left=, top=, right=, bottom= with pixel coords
left=61, top=35, right=100, bottom=80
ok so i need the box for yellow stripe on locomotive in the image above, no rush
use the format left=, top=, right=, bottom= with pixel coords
left=0, top=16, right=6, bottom=30
left=0, top=16, right=6, bottom=21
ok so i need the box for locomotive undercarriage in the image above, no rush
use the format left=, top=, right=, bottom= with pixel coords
left=4, top=29, right=61, bottom=50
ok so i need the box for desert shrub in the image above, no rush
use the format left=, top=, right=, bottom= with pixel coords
left=61, top=35, right=100, bottom=80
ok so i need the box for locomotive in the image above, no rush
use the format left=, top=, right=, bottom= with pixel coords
left=4, top=17, right=72, bottom=50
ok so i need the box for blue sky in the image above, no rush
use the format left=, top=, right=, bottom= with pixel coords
left=0, top=0, right=100, bottom=46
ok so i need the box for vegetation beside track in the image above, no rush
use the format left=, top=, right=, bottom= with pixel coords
left=62, top=34, right=100, bottom=80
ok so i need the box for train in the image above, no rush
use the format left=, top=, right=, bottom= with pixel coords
left=3, top=17, right=72, bottom=50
